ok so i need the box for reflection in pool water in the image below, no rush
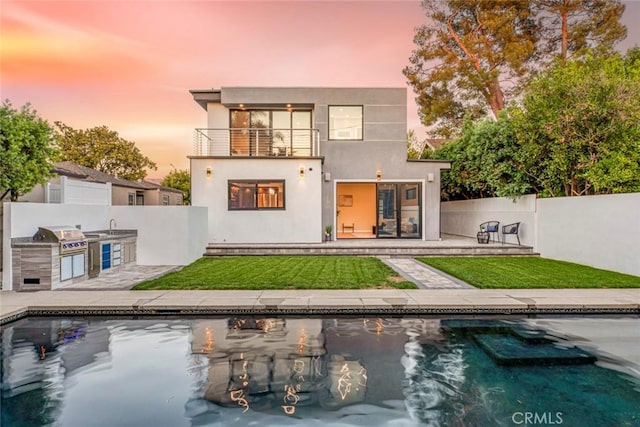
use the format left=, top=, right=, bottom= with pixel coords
left=1, top=316, right=639, bottom=426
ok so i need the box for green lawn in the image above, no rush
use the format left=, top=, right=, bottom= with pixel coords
left=418, top=257, right=640, bottom=289
left=134, top=256, right=416, bottom=290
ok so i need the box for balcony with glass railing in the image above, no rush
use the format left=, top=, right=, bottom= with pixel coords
left=193, top=128, right=320, bottom=157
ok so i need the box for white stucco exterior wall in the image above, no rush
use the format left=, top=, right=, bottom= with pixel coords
left=110, top=206, right=208, bottom=265
left=441, top=195, right=537, bottom=246
left=191, top=157, right=323, bottom=243
left=536, top=193, right=640, bottom=277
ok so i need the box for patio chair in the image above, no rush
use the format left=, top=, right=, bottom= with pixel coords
left=479, top=221, right=500, bottom=243
left=502, top=222, right=521, bottom=245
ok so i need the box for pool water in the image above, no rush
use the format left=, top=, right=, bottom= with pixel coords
left=1, top=316, right=639, bottom=427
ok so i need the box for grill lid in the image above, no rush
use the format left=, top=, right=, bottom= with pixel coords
left=33, top=226, right=86, bottom=243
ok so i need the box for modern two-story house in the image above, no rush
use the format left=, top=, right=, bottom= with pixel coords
left=189, top=87, right=450, bottom=243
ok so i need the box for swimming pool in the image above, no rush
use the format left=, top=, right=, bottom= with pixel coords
left=2, top=316, right=639, bottom=426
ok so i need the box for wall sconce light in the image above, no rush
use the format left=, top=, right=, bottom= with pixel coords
left=206, top=167, right=212, bottom=178
left=299, top=166, right=305, bottom=179
left=376, top=170, right=382, bottom=181
left=427, top=173, right=434, bottom=182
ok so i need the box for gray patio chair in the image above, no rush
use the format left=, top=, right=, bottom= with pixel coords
left=502, top=222, right=521, bottom=245
left=479, top=221, right=500, bottom=243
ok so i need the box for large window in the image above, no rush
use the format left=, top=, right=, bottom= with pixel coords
left=329, top=106, right=363, bottom=140
left=230, top=110, right=312, bottom=156
left=228, top=180, right=285, bottom=210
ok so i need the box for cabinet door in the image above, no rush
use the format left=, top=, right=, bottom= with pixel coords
left=124, top=242, right=136, bottom=263
left=113, top=243, right=122, bottom=266
left=101, top=243, right=111, bottom=270
left=72, top=253, right=85, bottom=278
left=61, top=256, right=73, bottom=281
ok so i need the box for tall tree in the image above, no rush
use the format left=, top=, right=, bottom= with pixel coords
left=0, top=100, right=59, bottom=201
left=406, top=0, right=627, bottom=137
left=55, top=123, right=157, bottom=181
left=161, top=168, right=190, bottom=205
left=404, top=0, right=538, bottom=137
left=534, top=0, right=627, bottom=63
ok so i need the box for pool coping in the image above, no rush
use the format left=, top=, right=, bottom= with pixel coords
left=2, top=289, right=639, bottom=325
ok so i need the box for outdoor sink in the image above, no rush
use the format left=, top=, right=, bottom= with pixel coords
left=85, top=232, right=108, bottom=238
left=84, top=229, right=137, bottom=239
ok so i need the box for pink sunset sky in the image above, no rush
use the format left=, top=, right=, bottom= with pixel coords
left=2, top=0, right=639, bottom=179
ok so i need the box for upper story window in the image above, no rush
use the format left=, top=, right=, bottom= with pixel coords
left=229, top=110, right=313, bottom=156
left=329, top=106, right=363, bottom=140
left=228, top=180, right=285, bottom=210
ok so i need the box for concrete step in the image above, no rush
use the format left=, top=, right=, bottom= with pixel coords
left=204, top=245, right=537, bottom=257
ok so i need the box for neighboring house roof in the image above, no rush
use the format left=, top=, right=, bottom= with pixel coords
left=425, top=139, right=449, bottom=151
left=53, top=162, right=182, bottom=195
left=54, top=161, right=148, bottom=189
left=142, top=180, right=184, bottom=194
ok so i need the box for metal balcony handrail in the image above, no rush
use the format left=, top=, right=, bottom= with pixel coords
left=193, top=127, right=320, bottom=157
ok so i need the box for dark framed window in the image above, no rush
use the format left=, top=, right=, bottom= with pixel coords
left=328, top=105, right=363, bottom=140
left=228, top=180, right=285, bottom=210
left=162, top=195, right=170, bottom=206
left=128, top=193, right=135, bottom=205
left=229, top=110, right=312, bottom=156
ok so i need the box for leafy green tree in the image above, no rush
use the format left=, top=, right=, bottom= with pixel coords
left=404, top=0, right=538, bottom=137
left=55, top=122, right=156, bottom=181
left=514, top=49, right=640, bottom=196
left=0, top=100, right=59, bottom=201
left=161, top=168, right=190, bottom=205
left=435, top=113, right=532, bottom=200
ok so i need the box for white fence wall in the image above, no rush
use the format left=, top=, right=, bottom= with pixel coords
left=441, top=195, right=536, bottom=246
left=2, top=203, right=208, bottom=289
left=61, top=176, right=112, bottom=205
left=4, top=203, right=111, bottom=239
left=110, top=206, right=208, bottom=266
left=441, top=193, right=640, bottom=276
left=536, top=193, right=640, bottom=277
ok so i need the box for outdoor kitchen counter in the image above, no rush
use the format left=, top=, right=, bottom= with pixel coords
left=83, top=229, right=138, bottom=241
left=10, top=237, right=58, bottom=248
left=11, top=229, right=138, bottom=246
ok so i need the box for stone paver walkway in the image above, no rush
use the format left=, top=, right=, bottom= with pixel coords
left=57, top=265, right=181, bottom=291
left=381, top=257, right=475, bottom=289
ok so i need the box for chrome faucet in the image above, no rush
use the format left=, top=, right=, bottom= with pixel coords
left=109, top=219, right=117, bottom=231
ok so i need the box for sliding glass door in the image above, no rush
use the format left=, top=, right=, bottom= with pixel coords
left=229, top=110, right=312, bottom=156
left=377, top=184, right=397, bottom=238
left=376, top=183, right=421, bottom=238
left=399, top=183, right=421, bottom=238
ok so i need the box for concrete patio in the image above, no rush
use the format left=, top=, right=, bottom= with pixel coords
left=2, top=288, right=639, bottom=325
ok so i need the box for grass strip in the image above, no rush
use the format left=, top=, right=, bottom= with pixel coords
left=418, top=257, right=640, bottom=288
left=134, top=256, right=416, bottom=290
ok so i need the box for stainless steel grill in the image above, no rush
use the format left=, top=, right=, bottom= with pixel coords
left=33, top=226, right=88, bottom=254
